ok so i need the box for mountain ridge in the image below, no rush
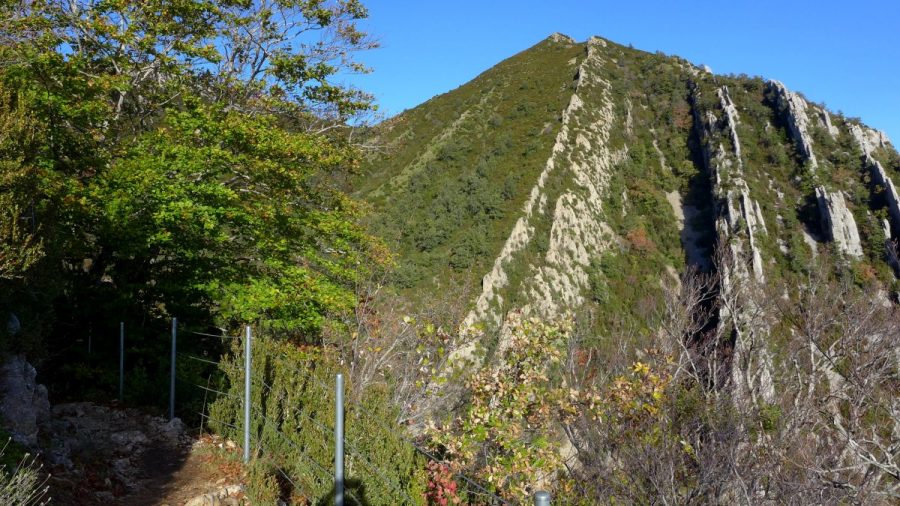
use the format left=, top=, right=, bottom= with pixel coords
left=359, top=33, right=900, bottom=341
left=352, top=35, right=900, bottom=502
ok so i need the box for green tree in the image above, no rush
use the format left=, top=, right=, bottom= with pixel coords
left=0, top=86, right=43, bottom=281
left=92, top=100, right=386, bottom=332
left=0, top=0, right=383, bottom=340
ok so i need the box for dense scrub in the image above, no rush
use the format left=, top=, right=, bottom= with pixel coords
left=358, top=37, right=583, bottom=291
left=208, top=335, right=427, bottom=504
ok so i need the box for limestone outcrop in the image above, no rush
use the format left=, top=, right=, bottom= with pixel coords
left=693, top=84, right=767, bottom=284
left=815, top=188, right=864, bottom=258
left=461, top=37, right=620, bottom=332
left=0, top=355, right=50, bottom=447
left=849, top=123, right=891, bottom=156
left=870, top=159, right=900, bottom=251
left=883, top=219, right=900, bottom=275
left=860, top=152, right=900, bottom=225
left=769, top=80, right=818, bottom=170
left=771, top=84, right=872, bottom=262
left=814, top=107, right=839, bottom=139
left=849, top=124, right=900, bottom=273
left=817, top=109, right=841, bottom=140
left=548, top=32, right=576, bottom=44
left=691, top=81, right=774, bottom=405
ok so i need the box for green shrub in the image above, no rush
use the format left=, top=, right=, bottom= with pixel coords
left=245, top=459, right=282, bottom=504
left=208, top=336, right=426, bottom=505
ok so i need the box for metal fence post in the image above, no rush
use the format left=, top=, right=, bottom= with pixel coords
left=243, top=325, right=252, bottom=463
left=335, top=373, right=344, bottom=506
left=534, top=491, right=551, bottom=506
left=119, top=321, right=124, bottom=402
left=169, top=317, right=177, bottom=420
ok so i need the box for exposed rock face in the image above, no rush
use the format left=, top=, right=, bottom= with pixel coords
left=587, top=35, right=607, bottom=47
left=462, top=37, right=620, bottom=331
left=883, top=219, right=900, bottom=274
left=849, top=123, right=900, bottom=268
left=769, top=80, right=818, bottom=170
left=850, top=123, right=892, bottom=155
left=364, top=35, right=900, bottom=499
left=815, top=188, right=864, bottom=258
left=525, top=42, right=623, bottom=318
left=717, top=87, right=743, bottom=162
left=548, top=32, right=576, bottom=44
left=693, top=84, right=767, bottom=284
left=691, top=82, right=774, bottom=405
left=0, top=355, right=50, bottom=447
left=872, top=159, right=900, bottom=226
left=815, top=107, right=840, bottom=139
left=772, top=85, right=874, bottom=262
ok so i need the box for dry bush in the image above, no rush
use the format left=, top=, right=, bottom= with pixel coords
left=0, top=441, right=49, bottom=506
left=333, top=274, right=474, bottom=431
left=565, top=251, right=899, bottom=504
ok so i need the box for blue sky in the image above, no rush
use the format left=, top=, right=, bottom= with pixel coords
left=349, top=0, right=899, bottom=142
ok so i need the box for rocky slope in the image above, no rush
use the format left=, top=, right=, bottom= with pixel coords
left=360, top=33, right=900, bottom=342
left=0, top=355, right=246, bottom=505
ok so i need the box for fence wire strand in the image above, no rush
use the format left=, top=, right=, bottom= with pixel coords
left=252, top=407, right=364, bottom=504
left=176, top=352, right=221, bottom=367
left=184, top=329, right=242, bottom=340
left=316, top=378, right=506, bottom=504
left=197, top=411, right=239, bottom=431
left=170, top=328, right=509, bottom=505
left=404, top=439, right=509, bottom=505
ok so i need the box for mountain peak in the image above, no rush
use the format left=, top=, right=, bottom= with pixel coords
left=361, top=31, right=900, bottom=329
left=546, top=32, right=576, bottom=44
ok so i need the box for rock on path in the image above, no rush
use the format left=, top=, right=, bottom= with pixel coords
left=43, top=402, right=244, bottom=505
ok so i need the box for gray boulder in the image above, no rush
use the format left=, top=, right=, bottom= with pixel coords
left=0, top=355, right=51, bottom=446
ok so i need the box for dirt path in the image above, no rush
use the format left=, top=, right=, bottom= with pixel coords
left=130, top=436, right=245, bottom=505
left=42, top=403, right=245, bottom=505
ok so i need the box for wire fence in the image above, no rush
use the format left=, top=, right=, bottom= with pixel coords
left=103, top=319, right=550, bottom=505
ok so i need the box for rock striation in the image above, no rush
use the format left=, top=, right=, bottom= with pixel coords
left=693, top=84, right=767, bottom=284
left=815, top=188, right=864, bottom=258
left=462, top=36, right=620, bottom=332
left=851, top=125, right=900, bottom=226
left=769, top=80, right=818, bottom=170
left=368, top=33, right=900, bottom=410
left=691, top=81, right=774, bottom=405
left=363, top=36, right=900, bottom=498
